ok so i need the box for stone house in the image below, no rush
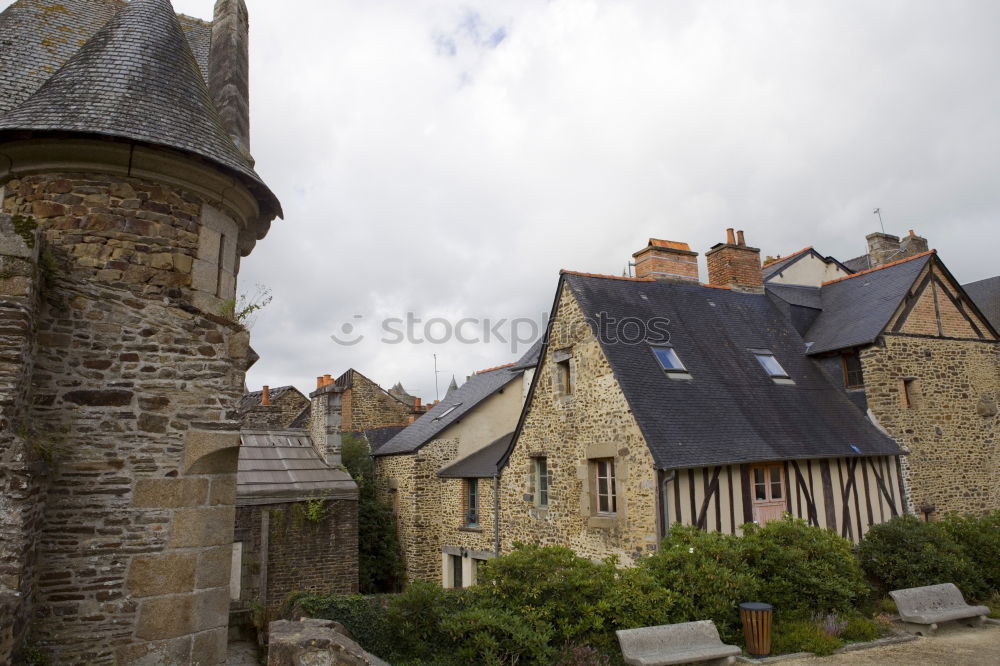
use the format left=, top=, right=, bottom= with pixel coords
left=232, top=430, right=358, bottom=623
left=240, top=385, right=310, bottom=430
left=763, top=231, right=1000, bottom=517
left=499, top=231, right=924, bottom=565
left=0, top=0, right=281, bottom=663
left=301, top=369, right=419, bottom=447
left=373, top=347, right=538, bottom=586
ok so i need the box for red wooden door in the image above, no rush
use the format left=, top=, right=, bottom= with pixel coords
left=751, top=464, right=786, bottom=525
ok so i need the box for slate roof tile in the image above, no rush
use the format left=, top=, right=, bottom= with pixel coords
left=563, top=273, right=902, bottom=470
left=962, top=275, right=1000, bottom=333
left=238, top=430, right=357, bottom=504
left=438, top=432, right=513, bottom=478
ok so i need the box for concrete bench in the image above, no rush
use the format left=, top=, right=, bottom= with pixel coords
left=616, top=620, right=741, bottom=666
left=890, top=583, right=990, bottom=635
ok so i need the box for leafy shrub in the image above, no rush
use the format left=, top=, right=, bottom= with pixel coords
left=440, top=606, right=554, bottom=666
left=474, top=544, right=676, bottom=654
left=641, top=525, right=758, bottom=643
left=940, top=511, right=1000, bottom=594
left=814, top=612, right=847, bottom=638
left=772, top=618, right=843, bottom=656
left=742, top=517, right=871, bottom=615
left=555, top=643, right=613, bottom=666
left=858, top=515, right=987, bottom=599
left=342, top=434, right=405, bottom=592
left=842, top=615, right=881, bottom=642
left=385, top=580, right=466, bottom=663
left=286, top=592, right=392, bottom=657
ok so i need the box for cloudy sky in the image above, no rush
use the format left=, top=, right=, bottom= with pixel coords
left=12, top=0, right=1000, bottom=400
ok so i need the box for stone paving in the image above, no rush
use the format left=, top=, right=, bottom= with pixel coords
left=226, top=640, right=262, bottom=666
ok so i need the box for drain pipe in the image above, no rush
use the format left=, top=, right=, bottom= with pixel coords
left=492, top=473, right=501, bottom=556
left=658, top=470, right=676, bottom=549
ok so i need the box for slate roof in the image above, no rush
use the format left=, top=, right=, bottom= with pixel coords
left=238, top=385, right=302, bottom=413
left=238, top=430, right=357, bottom=505
left=364, top=426, right=408, bottom=452
left=963, top=276, right=1000, bottom=333
left=561, top=273, right=902, bottom=470
left=288, top=405, right=310, bottom=429
left=374, top=344, right=538, bottom=457
left=766, top=284, right=822, bottom=309
left=438, top=432, right=513, bottom=478
left=0, top=0, right=281, bottom=221
left=803, top=252, right=933, bottom=355
left=843, top=254, right=871, bottom=273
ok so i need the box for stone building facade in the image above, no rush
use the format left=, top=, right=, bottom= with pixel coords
left=0, top=0, right=282, bottom=663
left=240, top=385, right=310, bottom=430
left=498, top=287, right=661, bottom=565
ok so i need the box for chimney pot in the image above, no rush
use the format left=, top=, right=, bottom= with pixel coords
left=323, top=374, right=332, bottom=387
left=737, top=230, right=746, bottom=246
left=726, top=228, right=736, bottom=245
left=316, top=376, right=324, bottom=389
left=414, top=397, right=422, bottom=409
left=261, top=385, right=270, bottom=405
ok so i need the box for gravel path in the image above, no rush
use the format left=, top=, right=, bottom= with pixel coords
left=782, top=623, right=1000, bottom=665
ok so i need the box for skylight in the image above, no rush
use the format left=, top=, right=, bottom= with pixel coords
left=434, top=403, right=462, bottom=420
left=652, top=346, right=686, bottom=373
left=754, top=352, right=789, bottom=378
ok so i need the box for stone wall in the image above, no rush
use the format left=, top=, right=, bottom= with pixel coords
left=242, top=391, right=308, bottom=430
left=234, top=499, right=358, bottom=619
left=374, top=439, right=458, bottom=583
left=0, top=210, right=47, bottom=664
left=862, top=334, right=1000, bottom=516
left=344, top=371, right=411, bottom=433
left=0, top=171, right=256, bottom=664
left=499, top=284, right=660, bottom=566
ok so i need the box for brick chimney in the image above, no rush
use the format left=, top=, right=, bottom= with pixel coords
left=308, top=381, right=345, bottom=465
left=705, top=228, right=763, bottom=291
left=632, top=239, right=699, bottom=281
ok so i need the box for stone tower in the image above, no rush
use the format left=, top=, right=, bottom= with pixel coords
left=0, top=0, right=281, bottom=663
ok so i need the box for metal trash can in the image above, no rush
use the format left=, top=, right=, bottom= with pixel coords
left=739, top=602, right=774, bottom=657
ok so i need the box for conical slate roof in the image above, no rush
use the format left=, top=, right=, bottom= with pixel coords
left=0, top=0, right=281, bottom=220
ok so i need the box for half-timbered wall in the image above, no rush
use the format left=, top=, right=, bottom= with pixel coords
left=668, top=455, right=905, bottom=542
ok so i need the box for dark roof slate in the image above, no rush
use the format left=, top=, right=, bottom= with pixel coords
left=238, top=430, right=357, bottom=505
left=363, top=426, right=407, bottom=452
left=288, top=405, right=311, bottom=429
left=0, top=0, right=281, bottom=220
left=843, top=254, right=871, bottom=273
left=564, top=274, right=902, bottom=470
left=238, top=385, right=302, bottom=413
left=374, top=366, right=521, bottom=457
left=438, top=432, right=513, bottom=478
left=803, top=254, right=932, bottom=355
left=963, top=276, right=1000, bottom=333
left=766, top=284, right=822, bottom=309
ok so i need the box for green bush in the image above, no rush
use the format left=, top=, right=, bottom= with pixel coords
left=940, top=511, right=1000, bottom=594
left=342, top=434, right=405, bottom=593
left=742, top=517, right=871, bottom=615
left=858, top=515, right=988, bottom=599
left=771, top=618, right=843, bottom=656
left=842, top=615, right=881, bottom=642
left=641, top=525, right=758, bottom=643
left=474, top=544, right=676, bottom=655
left=385, top=580, right=466, bottom=663
left=440, top=606, right=554, bottom=666
left=286, top=592, right=392, bottom=657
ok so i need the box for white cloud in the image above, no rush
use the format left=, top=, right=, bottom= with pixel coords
left=6, top=0, right=1000, bottom=398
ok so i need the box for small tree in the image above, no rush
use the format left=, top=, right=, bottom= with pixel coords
left=341, top=433, right=405, bottom=593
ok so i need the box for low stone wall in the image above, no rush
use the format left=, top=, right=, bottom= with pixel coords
left=267, top=619, right=376, bottom=666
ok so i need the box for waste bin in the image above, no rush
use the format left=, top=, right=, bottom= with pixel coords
left=739, top=602, right=774, bottom=657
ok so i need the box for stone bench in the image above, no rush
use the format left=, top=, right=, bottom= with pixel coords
left=616, top=620, right=742, bottom=666
left=890, top=583, right=990, bottom=635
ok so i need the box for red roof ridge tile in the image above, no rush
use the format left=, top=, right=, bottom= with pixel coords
left=822, top=250, right=936, bottom=286
left=765, top=246, right=813, bottom=267
left=476, top=362, right=516, bottom=374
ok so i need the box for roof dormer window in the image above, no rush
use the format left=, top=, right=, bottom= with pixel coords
left=651, top=346, right=692, bottom=379
left=753, top=351, right=792, bottom=383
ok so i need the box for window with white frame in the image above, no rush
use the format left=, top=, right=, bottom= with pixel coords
left=530, top=457, right=550, bottom=508
left=591, top=458, right=617, bottom=515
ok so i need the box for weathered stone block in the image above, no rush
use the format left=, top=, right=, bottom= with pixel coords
left=192, top=587, right=229, bottom=631
left=192, top=258, right=218, bottom=294
left=183, top=430, right=240, bottom=473
left=127, top=552, right=198, bottom=597
left=133, top=478, right=209, bottom=508
left=208, top=474, right=236, bottom=506
left=135, top=595, right=194, bottom=640
left=267, top=619, right=372, bottom=666
left=197, top=226, right=222, bottom=263
left=116, top=636, right=192, bottom=665
left=63, top=389, right=133, bottom=406
left=191, top=627, right=228, bottom=666
left=169, top=506, right=235, bottom=547
left=195, top=545, right=232, bottom=589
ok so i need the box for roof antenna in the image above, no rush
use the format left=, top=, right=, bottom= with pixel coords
left=433, top=353, right=440, bottom=401
left=873, top=207, right=885, bottom=234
